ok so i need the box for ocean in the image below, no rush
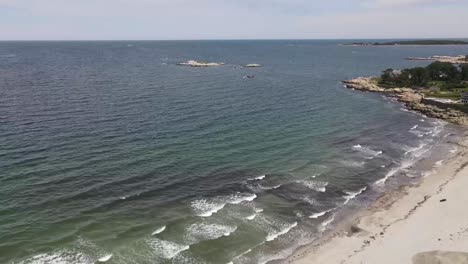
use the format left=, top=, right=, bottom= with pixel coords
left=1, top=40, right=467, bottom=264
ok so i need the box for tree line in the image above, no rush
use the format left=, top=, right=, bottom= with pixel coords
left=380, top=61, right=468, bottom=88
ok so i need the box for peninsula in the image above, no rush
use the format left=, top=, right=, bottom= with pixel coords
left=342, top=61, right=468, bottom=125
left=341, top=40, right=468, bottom=46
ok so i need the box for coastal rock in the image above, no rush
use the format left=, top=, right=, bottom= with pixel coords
left=177, top=60, right=224, bottom=67
left=244, top=64, right=263, bottom=67
left=396, top=92, right=422, bottom=104
left=406, top=55, right=468, bottom=64
left=342, top=77, right=386, bottom=92
left=342, top=77, right=468, bottom=126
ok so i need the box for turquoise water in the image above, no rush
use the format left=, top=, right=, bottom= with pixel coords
left=0, top=40, right=467, bottom=264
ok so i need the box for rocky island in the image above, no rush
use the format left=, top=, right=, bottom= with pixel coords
left=177, top=60, right=224, bottom=67
left=243, top=63, right=263, bottom=67
left=406, top=55, right=468, bottom=64
left=343, top=61, right=468, bottom=125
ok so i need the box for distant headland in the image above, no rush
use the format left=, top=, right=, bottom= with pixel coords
left=340, top=40, right=468, bottom=46
left=343, top=60, right=468, bottom=125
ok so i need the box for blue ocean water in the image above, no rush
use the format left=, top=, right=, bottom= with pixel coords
left=0, top=40, right=467, bottom=264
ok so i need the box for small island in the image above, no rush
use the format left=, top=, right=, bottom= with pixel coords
left=244, top=64, right=263, bottom=68
left=177, top=60, right=225, bottom=67
left=406, top=55, right=468, bottom=64
left=341, top=40, right=468, bottom=46
left=343, top=61, right=468, bottom=125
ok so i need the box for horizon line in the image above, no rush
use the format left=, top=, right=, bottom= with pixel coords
left=0, top=37, right=467, bottom=42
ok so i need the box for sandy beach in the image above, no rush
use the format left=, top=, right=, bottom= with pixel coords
left=286, top=133, right=468, bottom=264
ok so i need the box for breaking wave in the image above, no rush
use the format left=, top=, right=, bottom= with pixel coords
left=297, top=180, right=328, bottom=192
left=185, top=223, right=237, bottom=243
left=147, top=238, right=190, bottom=259
left=18, top=251, right=93, bottom=264
left=266, top=222, right=298, bottom=242
left=152, top=226, right=167, bottom=235
left=343, top=186, right=368, bottom=204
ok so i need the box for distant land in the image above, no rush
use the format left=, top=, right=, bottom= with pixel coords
left=340, top=40, right=468, bottom=46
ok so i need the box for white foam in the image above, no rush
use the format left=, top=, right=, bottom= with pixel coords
left=404, top=143, right=428, bottom=157
left=302, top=197, right=319, bottom=206
left=228, top=193, right=257, bottom=204
left=260, top=184, right=282, bottom=190
left=266, top=222, right=298, bottom=242
left=309, top=209, right=332, bottom=219
left=246, top=214, right=257, bottom=220
left=450, top=146, right=458, bottom=154
left=343, top=186, right=368, bottom=204
left=352, top=144, right=362, bottom=149
left=152, top=226, right=167, bottom=235
left=147, top=238, right=190, bottom=259
left=185, top=223, right=237, bottom=243
left=18, top=251, right=93, bottom=264
left=375, top=167, right=400, bottom=186
left=353, top=145, right=383, bottom=157
left=191, top=199, right=226, bottom=217
left=240, top=249, right=252, bottom=256
left=435, top=160, right=444, bottom=167
left=321, top=214, right=335, bottom=227
left=97, top=254, right=113, bottom=262
left=250, top=175, right=266, bottom=181
left=254, top=208, right=264, bottom=213
left=410, top=125, right=419, bottom=130
left=340, top=160, right=365, bottom=168
left=297, top=180, right=328, bottom=192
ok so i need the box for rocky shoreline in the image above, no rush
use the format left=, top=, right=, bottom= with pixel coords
left=406, top=55, right=468, bottom=64
left=342, top=77, right=468, bottom=125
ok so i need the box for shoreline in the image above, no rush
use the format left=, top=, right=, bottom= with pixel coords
left=281, top=79, right=468, bottom=264
left=342, top=77, right=468, bottom=126
left=285, top=134, right=468, bottom=264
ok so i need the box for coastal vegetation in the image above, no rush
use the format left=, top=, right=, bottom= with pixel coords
left=343, top=60, right=468, bottom=125
left=378, top=62, right=468, bottom=99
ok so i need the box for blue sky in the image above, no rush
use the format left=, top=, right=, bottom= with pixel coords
left=0, top=0, right=467, bottom=40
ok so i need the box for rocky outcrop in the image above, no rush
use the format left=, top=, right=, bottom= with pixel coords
left=177, top=60, right=224, bottom=67
left=406, top=55, right=468, bottom=64
left=244, top=64, right=263, bottom=68
left=343, top=77, right=468, bottom=126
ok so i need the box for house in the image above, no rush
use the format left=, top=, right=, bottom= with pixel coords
left=461, top=92, right=468, bottom=104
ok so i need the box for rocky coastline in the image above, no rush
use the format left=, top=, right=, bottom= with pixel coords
left=342, top=77, right=468, bottom=125
left=406, top=55, right=468, bottom=64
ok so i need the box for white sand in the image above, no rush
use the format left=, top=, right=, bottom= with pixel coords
left=287, top=138, right=468, bottom=264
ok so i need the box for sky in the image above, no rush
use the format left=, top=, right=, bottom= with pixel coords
left=0, top=0, right=467, bottom=40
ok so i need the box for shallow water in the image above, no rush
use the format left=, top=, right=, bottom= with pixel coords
left=1, top=40, right=467, bottom=263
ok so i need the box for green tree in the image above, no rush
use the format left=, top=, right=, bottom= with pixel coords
left=380, top=68, right=395, bottom=84
left=397, top=69, right=412, bottom=86
left=461, top=64, right=468, bottom=81
left=426, top=61, right=460, bottom=82
left=408, top=67, right=429, bottom=86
